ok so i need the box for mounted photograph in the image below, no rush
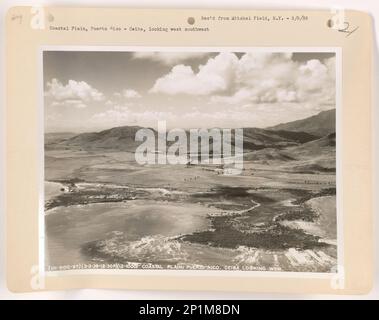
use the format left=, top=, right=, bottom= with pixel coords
left=43, top=49, right=339, bottom=274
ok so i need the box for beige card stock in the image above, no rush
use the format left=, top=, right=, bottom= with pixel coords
left=6, top=7, right=373, bottom=293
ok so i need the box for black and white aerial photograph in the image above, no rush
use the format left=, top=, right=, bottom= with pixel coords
left=44, top=50, right=338, bottom=273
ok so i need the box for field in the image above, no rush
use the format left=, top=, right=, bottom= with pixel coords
left=45, top=129, right=337, bottom=273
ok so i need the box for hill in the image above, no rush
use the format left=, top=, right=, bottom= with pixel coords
left=46, top=110, right=335, bottom=155
left=268, top=109, right=335, bottom=137
left=51, top=126, right=318, bottom=153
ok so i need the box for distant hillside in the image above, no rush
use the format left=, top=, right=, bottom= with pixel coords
left=268, top=109, right=335, bottom=137
left=286, top=133, right=336, bottom=173
left=54, top=126, right=147, bottom=152
left=244, top=132, right=336, bottom=173
left=45, top=132, right=77, bottom=144
left=244, top=133, right=335, bottom=161
left=240, top=128, right=317, bottom=151
left=51, top=126, right=319, bottom=153
left=289, top=132, right=336, bottom=156
left=47, top=110, right=335, bottom=153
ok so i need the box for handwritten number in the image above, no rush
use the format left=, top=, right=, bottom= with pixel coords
left=338, top=21, right=359, bottom=37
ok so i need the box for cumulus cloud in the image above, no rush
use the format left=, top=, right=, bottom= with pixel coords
left=88, top=101, right=317, bottom=130
left=151, top=52, right=335, bottom=109
left=132, top=52, right=211, bottom=65
left=105, top=100, right=114, bottom=107
left=150, top=53, right=239, bottom=95
left=121, top=89, right=142, bottom=99
left=45, top=79, right=105, bottom=108
left=50, top=99, right=87, bottom=109
left=89, top=105, right=177, bottom=129
left=45, top=52, right=336, bottom=131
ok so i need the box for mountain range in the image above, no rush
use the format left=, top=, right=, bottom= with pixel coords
left=268, top=109, right=335, bottom=137
left=46, top=109, right=336, bottom=157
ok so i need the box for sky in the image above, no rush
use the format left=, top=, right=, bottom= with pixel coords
left=43, top=51, right=336, bottom=133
